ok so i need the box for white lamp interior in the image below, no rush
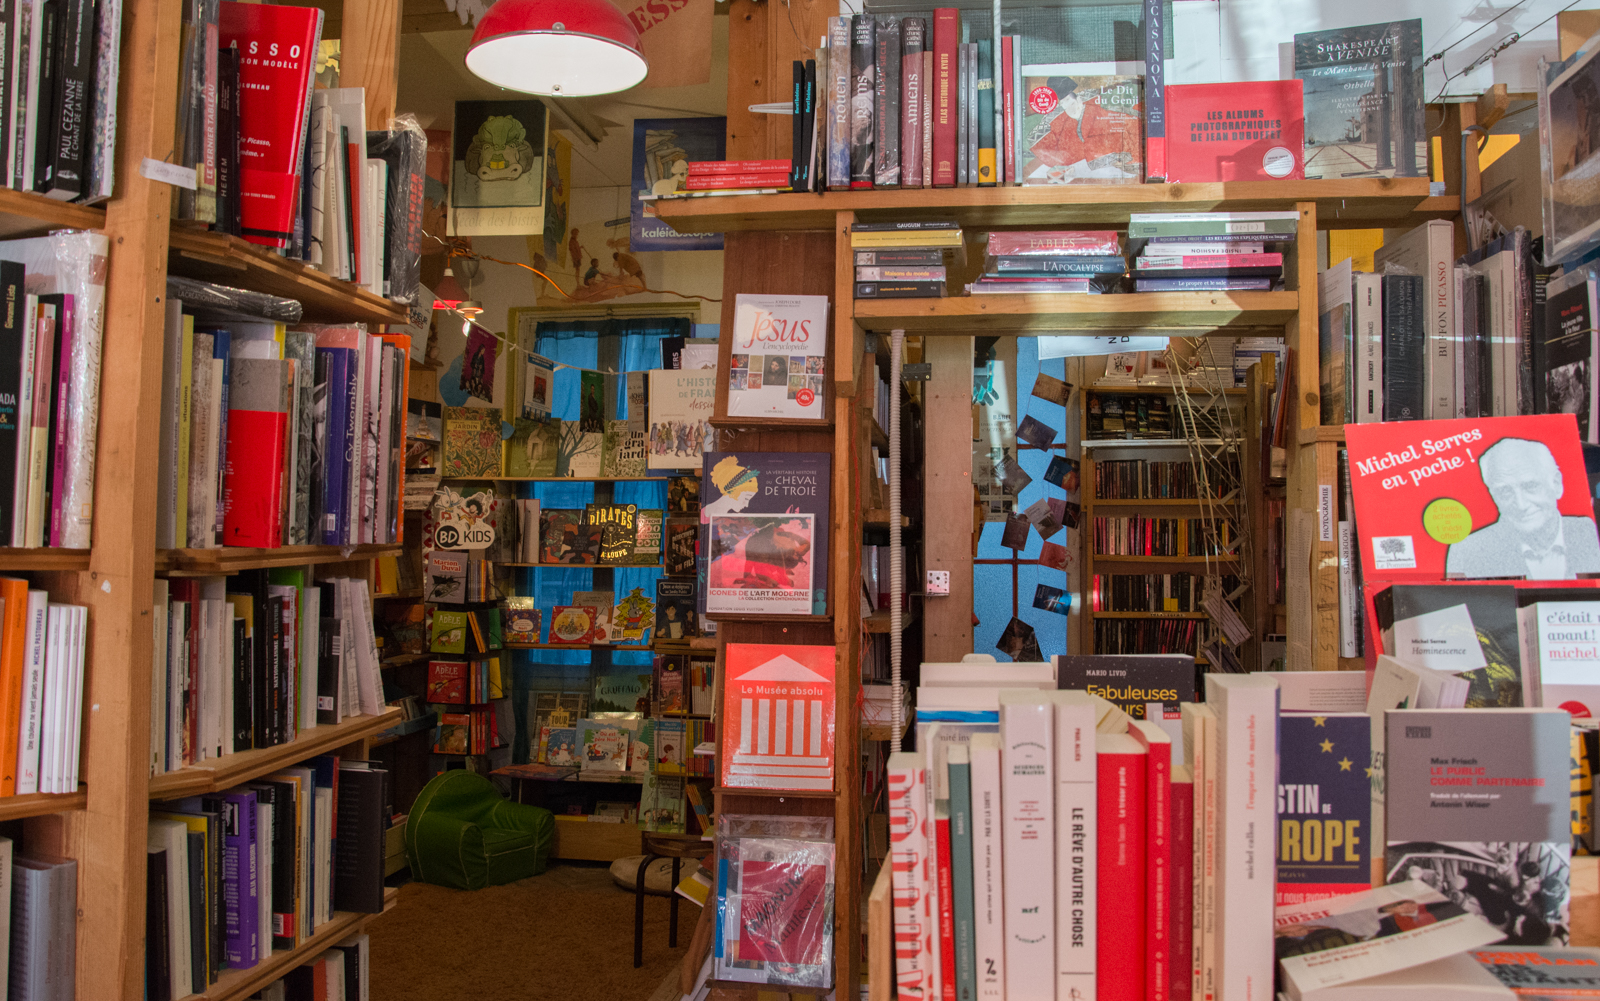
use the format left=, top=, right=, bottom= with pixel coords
left=466, top=33, right=648, bottom=96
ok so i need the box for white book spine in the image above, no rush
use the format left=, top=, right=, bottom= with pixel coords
left=167, top=605, right=183, bottom=769
left=968, top=733, right=1007, bottom=1001
left=38, top=605, right=62, bottom=794
left=10, top=298, right=35, bottom=545
left=888, top=752, right=937, bottom=1000
left=1352, top=273, right=1382, bottom=423
left=65, top=606, right=86, bottom=789
left=1427, top=226, right=1454, bottom=418
left=1050, top=693, right=1096, bottom=999
left=257, top=802, right=273, bottom=962
left=1337, top=520, right=1358, bottom=658
left=1000, top=692, right=1054, bottom=999
left=14, top=591, right=46, bottom=795
left=922, top=726, right=945, bottom=1001
left=1205, top=676, right=1278, bottom=1001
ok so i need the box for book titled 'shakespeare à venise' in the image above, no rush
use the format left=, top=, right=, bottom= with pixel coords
left=1294, top=20, right=1425, bottom=181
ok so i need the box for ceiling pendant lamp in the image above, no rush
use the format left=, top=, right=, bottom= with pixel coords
left=465, top=0, right=648, bottom=97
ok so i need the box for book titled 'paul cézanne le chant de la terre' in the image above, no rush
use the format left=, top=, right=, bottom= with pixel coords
left=727, top=294, right=830, bottom=421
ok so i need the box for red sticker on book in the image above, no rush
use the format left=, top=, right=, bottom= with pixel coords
left=1028, top=87, right=1058, bottom=115
left=796, top=388, right=815, bottom=407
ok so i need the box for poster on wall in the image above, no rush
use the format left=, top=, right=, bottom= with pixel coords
left=631, top=117, right=727, bottom=252
left=449, top=100, right=548, bottom=237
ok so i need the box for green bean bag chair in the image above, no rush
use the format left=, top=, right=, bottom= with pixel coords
left=405, top=771, right=554, bottom=890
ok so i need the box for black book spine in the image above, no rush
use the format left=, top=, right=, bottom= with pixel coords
left=0, top=261, right=23, bottom=545
left=317, top=615, right=339, bottom=725
left=29, top=0, right=54, bottom=192
left=1382, top=273, right=1426, bottom=421
left=850, top=15, right=875, bottom=188
left=267, top=595, right=284, bottom=744
left=0, top=0, right=14, bottom=180
left=232, top=614, right=251, bottom=750
left=215, top=45, right=238, bottom=236
left=855, top=280, right=945, bottom=298
left=1530, top=244, right=1554, bottom=415
left=874, top=16, right=899, bottom=187
left=332, top=769, right=385, bottom=913
left=789, top=60, right=802, bottom=190
left=184, top=830, right=205, bottom=993
left=1477, top=274, right=1493, bottom=418
left=799, top=59, right=816, bottom=192
left=145, top=849, right=171, bottom=1001
left=340, top=125, right=356, bottom=278
left=42, top=0, right=85, bottom=200
left=249, top=572, right=269, bottom=749
left=197, top=798, right=224, bottom=985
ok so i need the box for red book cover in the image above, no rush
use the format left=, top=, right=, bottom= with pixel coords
left=986, top=230, right=1122, bottom=256
left=999, top=36, right=1013, bottom=185
left=931, top=9, right=958, bottom=188
left=737, top=849, right=834, bottom=968
left=719, top=643, right=836, bottom=791
left=1131, top=720, right=1173, bottom=1001
left=427, top=660, right=467, bottom=704
left=221, top=359, right=289, bottom=547
left=1163, top=81, right=1304, bottom=183
left=935, top=811, right=957, bottom=1001
left=1137, top=253, right=1284, bottom=269
left=683, top=172, right=793, bottom=190
left=1097, top=732, right=1147, bottom=1001
left=0, top=578, right=27, bottom=794
left=217, top=3, right=323, bottom=249
left=1345, top=415, right=1599, bottom=587
left=687, top=159, right=791, bottom=174
left=1171, top=769, right=1194, bottom=1001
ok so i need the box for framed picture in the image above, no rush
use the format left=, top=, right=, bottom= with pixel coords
left=449, top=100, right=548, bottom=236
left=1541, top=38, right=1600, bottom=264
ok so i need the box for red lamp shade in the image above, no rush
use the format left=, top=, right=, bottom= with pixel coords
left=465, top=0, right=648, bottom=97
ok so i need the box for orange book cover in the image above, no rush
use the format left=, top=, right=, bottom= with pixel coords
left=0, top=577, right=31, bottom=795
left=376, top=332, right=412, bottom=543
left=720, top=642, right=836, bottom=791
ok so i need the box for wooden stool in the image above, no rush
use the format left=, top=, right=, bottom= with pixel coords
left=634, top=831, right=713, bottom=968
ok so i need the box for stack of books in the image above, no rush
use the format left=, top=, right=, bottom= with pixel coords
left=237, top=939, right=372, bottom=1001
left=1128, top=212, right=1299, bottom=291
left=968, top=231, right=1126, bottom=295
left=684, top=159, right=793, bottom=194
left=851, top=222, right=961, bottom=299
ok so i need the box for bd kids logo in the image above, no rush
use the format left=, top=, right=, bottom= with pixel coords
left=435, top=520, right=495, bottom=551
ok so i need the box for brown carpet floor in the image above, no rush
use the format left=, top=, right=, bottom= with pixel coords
left=368, top=862, right=692, bottom=1001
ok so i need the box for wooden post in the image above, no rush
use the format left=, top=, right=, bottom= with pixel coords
left=833, top=390, right=862, bottom=995
left=75, top=0, right=184, bottom=993
left=725, top=1, right=773, bottom=160
left=342, top=0, right=403, bottom=129
left=923, top=336, right=975, bottom=662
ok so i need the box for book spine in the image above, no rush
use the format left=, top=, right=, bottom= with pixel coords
left=976, top=39, right=994, bottom=185
left=1427, top=233, right=1453, bottom=419
left=1208, top=678, right=1276, bottom=1001
left=0, top=0, right=13, bottom=194
left=683, top=172, right=791, bottom=190
left=1000, top=36, right=1013, bottom=186
left=1353, top=272, right=1383, bottom=423
left=921, top=48, right=933, bottom=188
left=1382, top=273, right=1426, bottom=421
left=948, top=746, right=977, bottom=1001
left=931, top=9, right=956, bottom=187
left=33, top=298, right=58, bottom=549
left=856, top=281, right=945, bottom=298
left=826, top=17, right=849, bottom=190
left=956, top=43, right=967, bottom=185
left=788, top=60, right=802, bottom=190
left=1171, top=774, right=1194, bottom=1001
left=874, top=16, right=900, bottom=186
left=27, top=0, right=53, bottom=194
left=800, top=58, right=816, bottom=193
left=10, top=0, right=32, bottom=192
left=849, top=15, right=875, bottom=189
left=0, top=264, right=21, bottom=546
left=1144, top=0, right=1165, bottom=179
left=856, top=249, right=944, bottom=266
left=1098, top=738, right=1148, bottom=1001
left=900, top=18, right=923, bottom=188
left=687, top=158, right=791, bottom=174
left=1129, top=221, right=1300, bottom=239
left=84, top=0, right=119, bottom=203
left=1001, top=696, right=1054, bottom=999
left=856, top=268, right=946, bottom=281
left=934, top=805, right=957, bottom=1000
left=995, top=256, right=1127, bottom=274
left=968, top=736, right=1005, bottom=1001
left=13, top=591, right=44, bottom=794
left=1053, top=696, right=1097, bottom=998
left=1136, top=725, right=1171, bottom=1001
left=1134, top=279, right=1271, bottom=292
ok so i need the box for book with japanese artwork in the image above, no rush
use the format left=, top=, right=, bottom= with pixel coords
left=647, top=368, right=714, bottom=471
left=720, top=643, right=836, bottom=791
left=1344, top=415, right=1600, bottom=584
left=440, top=406, right=500, bottom=479
left=701, top=452, right=830, bottom=617
left=1293, top=20, right=1425, bottom=181
left=1384, top=708, right=1572, bottom=946
left=726, top=295, right=830, bottom=421
left=1018, top=71, right=1143, bottom=184
left=1163, top=81, right=1305, bottom=182
left=1277, top=713, right=1372, bottom=908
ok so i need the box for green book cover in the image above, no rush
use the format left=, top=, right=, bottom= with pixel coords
left=482, top=607, right=503, bottom=651
left=1127, top=213, right=1300, bottom=239
left=948, top=745, right=978, bottom=1001
left=430, top=609, right=469, bottom=654
left=505, top=417, right=559, bottom=478
left=599, top=419, right=647, bottom=478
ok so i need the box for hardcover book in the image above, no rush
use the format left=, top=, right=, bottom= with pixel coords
left=664, top=515, right=697, bottom=577
left=654, top=579, right=700, bottom=640
left=586, top=502, right=638, bottom=565
left=849, top=15, right=875, bottom=188
left=1372, top=583, right=1523, bottom=707
left=540, top=510, right=600, bottom=565
left=1054, top=654, right=1197, bottom=724
left=426, top=660, right=468, bottom=703
left=1384, top=708, right=1571, bottom=945
left=716, top=833, right=837, bottom=986
left=1019, top=73, right=1142, bottom=184
left=701, top=451, right=831, bottom=616
left=1163, top=81, right=1305, bottom=182
left=720, top=643, right=836, bottom=790
left=504, top=417, right=558, bottom=478
left=429, top=610, right=468, bottom=654
left=440, top=406, right=500, bottom=479
left=1276, top=713, right=1372, bottom=907
left=577, top=718, right=630, bottom=771
left=647, top=368, right=714, bottom=470
left=502, top=597, right=538, bottom=644
left=727, top=294, right=830, bottom=421
left=1294, top=20, right=1425, bottom=180
left=1519, top=600, right=1600, bottom=718
left=548, top=605, right=600, bottom=645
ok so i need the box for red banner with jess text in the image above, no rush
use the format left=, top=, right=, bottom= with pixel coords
left=1345, top=415, right=1600, bottom=585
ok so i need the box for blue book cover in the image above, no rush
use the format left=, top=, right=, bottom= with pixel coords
left=316, top=347, right=353, bottom=544
left=221, top=789, right=260, bottom=967
left=699, top=451, right=831, bottom=616
left=1277, top=712, right=1371, bottom=907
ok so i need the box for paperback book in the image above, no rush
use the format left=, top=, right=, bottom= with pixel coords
left=701, top=452, right=831, bottom=617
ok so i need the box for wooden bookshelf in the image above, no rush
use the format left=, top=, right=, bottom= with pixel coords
left=864, top=610, right=916, bottom=633
left=854, top=290, right=1301, bottom=332
left=650, top=178, right=1435, bottom=232
left=379, top=653, right=431, bottom=668
left=176, top=888, right=399, bottom=1001
left=0, top=787, right=87, bottom=820
left=159, top=544, right=405, bottom=575
left=0, top=548, right=91, bottom=570
left=167, top=224, right=409, bottom=326
left=0, top=187, right=104, bottom=238
left=864, top=509, right=909, bottom=527
left=1298, top=424, right=1348, bottom=444
left=148, top=710, right=402, bottom=800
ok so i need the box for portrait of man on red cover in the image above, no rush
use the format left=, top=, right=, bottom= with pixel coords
left=1444, top=437, right=1600, bottom=579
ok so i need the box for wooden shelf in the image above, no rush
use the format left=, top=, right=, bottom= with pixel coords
left=0, top=187, right=104, bottom=239
left=650, top=178, right=1435, bottom=232
left=854, top=291, right=1300, bottom=332
left=1297, top=425, right=1347, bottom=445
left=159, top=543, right=404, bottom=575
left=0, top=787, right=87, bottom=819
left=870, top=419, right=889, bottom=448
left=865, top=509, right=910, bottom=528
left=167, top=224, right=408, bottom=326
left=1091, top=610, right=1209, bottom=619
left=864, top=610, right=916, bottom=633
left=149, top=709, right=402, bottom=800
left=379, top=653, right=431, bottom=668
left=1081, top=438, right=1226, bottom=449
left=0, top=548, right=91, bottom=570
left=372, top=589, right=423, bottom=601
left=177, top=887, right=398, bottom=1001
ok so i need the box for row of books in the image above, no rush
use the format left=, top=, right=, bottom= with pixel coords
left=180, top=4, right=424, bottom=305
left=0, top=839, right=76, bottom=1001
left=0, top=579, right=85, bottom=797
left=653, top=652, right=713, bottom=716
left=431, top=706, right=504, bottom=756
left=850, top=222, right=960, bottom=299
left=533, top=713, right=712, bottom=778
left=0, top=232, right=109, bottom=550
left=155, top=312, right=409, bottom=550
left=238, top=936, right=371, bottom=1001
left=535, top=505, right=682, bottom=568
left=146, top=756, right=389, bottom=1000
left=149, top=573, right=387, bottom=775
left=1091, top=516, right=1234, bottom=557
left=1087, top=392, right=1174, bottom=439
left=424, top=657, right=503, bottom=706
left=1092, top=617, right=1203, bottom=656
left=1088, top=573, right=1238, bottom=615
left=969, top=231, right=1125, bottom=295
left=1091, top=458, right=1235, bottom=499
left=426, top=605, right=501, bottom=657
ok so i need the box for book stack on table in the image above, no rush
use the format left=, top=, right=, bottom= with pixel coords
left=967, top=231, right=1127, bottom=295
left=852, top=221, right=961, bottom=299
left=1128, top=212, right=1297, bottom=292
